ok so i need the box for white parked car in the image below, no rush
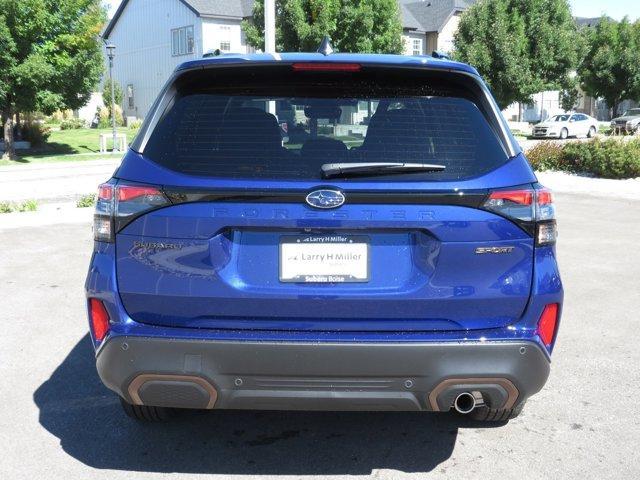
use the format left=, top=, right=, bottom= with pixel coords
left=532, top=113, right=599, bottom=140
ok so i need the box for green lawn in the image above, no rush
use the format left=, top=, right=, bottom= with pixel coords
left=45, top=127, right=131, bottom=153
left=1, top=127, right=133, bottom=166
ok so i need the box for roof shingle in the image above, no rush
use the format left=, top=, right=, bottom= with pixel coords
left=400, top=0, right=478, bottom=32
left=182, top=0, right=254, bottom=18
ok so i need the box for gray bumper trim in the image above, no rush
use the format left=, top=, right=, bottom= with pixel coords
left=96, top=337, right=550, bottom=412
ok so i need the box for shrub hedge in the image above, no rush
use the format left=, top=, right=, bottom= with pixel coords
left=526, top=138, right=640, bottom=179
left=60, top=118, right=86, bottom=130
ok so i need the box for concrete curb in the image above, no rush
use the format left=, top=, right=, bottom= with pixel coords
left=0, top=203, right=94, bottom=230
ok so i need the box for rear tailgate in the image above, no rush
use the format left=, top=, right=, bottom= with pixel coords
left=115, top=184, right=533, bottom=331
left=113, top=61, right=534, bottom=332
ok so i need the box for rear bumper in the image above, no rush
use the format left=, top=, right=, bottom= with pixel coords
left=96, top=336, right=550, bottom=412
left=612, top=125, right=638, bottom=134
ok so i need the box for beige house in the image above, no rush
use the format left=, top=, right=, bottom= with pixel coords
left=400, top=0, right=477, bottom=55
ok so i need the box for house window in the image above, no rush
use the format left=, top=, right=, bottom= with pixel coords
left=412, top=38, right=422, bottom=56
left=220, top=41, right=231, bottom=52
left=127, top=84, right=134, bottom=109
left=171, top=25, right=194, bottom=56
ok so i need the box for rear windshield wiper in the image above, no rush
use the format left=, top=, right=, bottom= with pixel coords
left=321, top=162, right=446, bottom=179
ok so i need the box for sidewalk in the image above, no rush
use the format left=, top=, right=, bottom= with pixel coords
left=0, top=158, right=121, bottom=203
left=536, top=171, right=640, bottom=201
left=1, top=157, right=638, bottom=204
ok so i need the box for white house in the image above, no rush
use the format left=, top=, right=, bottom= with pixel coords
left=101, top=1, right=634, bottom=123
left=102, top=0, right=254, bottom=121
left=102, top=0, right=481, bottom=120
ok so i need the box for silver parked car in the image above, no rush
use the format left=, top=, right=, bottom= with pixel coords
left=532, top=113, right=598, bottom=139
left=611, top=108, right=640, bottom=135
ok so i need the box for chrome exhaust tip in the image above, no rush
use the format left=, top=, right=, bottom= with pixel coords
left=453, top=391, right=484, bottom=414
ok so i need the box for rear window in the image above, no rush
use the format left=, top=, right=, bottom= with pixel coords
left=143, top=66, right=510, bottom=181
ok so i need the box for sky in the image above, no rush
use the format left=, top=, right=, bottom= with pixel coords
left=568, top=0, right=639, bottom=21
left=103, top=0, right=640, bottom=21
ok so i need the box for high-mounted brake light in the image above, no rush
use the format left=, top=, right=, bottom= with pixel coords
left=89, top=298, right=110, bottom=342
left=537, top=303, right=559, bottom=347
left=292, top=62, right=361, bottom=72
left=482, top=186, right=557, bottom=246
left=93, top=182, right=169, bottom=243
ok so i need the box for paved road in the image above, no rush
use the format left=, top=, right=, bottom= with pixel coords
left=0, top=159, right=119, bottom=203
left=1, top=193, right=639, bottom=479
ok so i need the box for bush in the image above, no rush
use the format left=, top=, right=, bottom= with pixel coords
left=102, top=79, right=123, bottom=111
left=97, top=105, right=124, bottom=128
left=0, top=200, right=38, bottom=213
left=128, top=119, right=143, bottom=141
left=526, top=138, right=640, bottom=179
left=21, top=122, right=51, bottom=147
left=599, top=125, right=613, bottom=136
left=49, top=109, right=74, bottom=124
left=76, top=194, right=96, bottom=208
left=60, top=118, right=86, bottom=130
left=562, top=139, right=640, bottom=179
left=128, top=119, right=143, bottom=130
left=525, top=142, right=564, bottom=171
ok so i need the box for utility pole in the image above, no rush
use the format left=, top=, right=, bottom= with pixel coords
left=264, top=0, right=276, bottom=54
left=264, top=0, right=276, bottom=116
left=105, top=43, right=118, bottom=152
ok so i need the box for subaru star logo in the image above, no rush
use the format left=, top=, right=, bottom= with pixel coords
left=305, top=189, right=346, bottom=209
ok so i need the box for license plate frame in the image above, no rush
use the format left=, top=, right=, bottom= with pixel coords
left=279, top=235, right=370, bottom=283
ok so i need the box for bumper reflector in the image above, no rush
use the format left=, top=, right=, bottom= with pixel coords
left=89, top=298, right=110, bottom=342
left=537, top=303, right=559, bottom=347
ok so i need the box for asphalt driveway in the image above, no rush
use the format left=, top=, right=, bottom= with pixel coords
left=0, top=192, right=639, bottom=479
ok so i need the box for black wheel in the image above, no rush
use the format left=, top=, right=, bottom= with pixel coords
left=468, top=402, right=525, bottom=422
left=120, top=397, right=175, bottom=421
left=560, top=128, right=568, bottom=140
left=587, top=126, right=596, bottom=138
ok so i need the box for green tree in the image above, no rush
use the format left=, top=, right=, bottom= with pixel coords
left=243, top=0, right=403, bottom=54
left=0, top=0, right=105, bottom=160
left=102, top=78, right=123, bottom=113
left=453, top=0, right=581, bottom=110
left=578, top=17, right=640, bottom=117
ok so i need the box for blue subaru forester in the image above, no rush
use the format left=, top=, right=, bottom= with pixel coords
left=86, top=50, right=562, bottom=422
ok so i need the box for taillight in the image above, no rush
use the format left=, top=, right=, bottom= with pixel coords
left=89, top=298, right=110, bottom=342
left=482, top=185, right=557, bottom=246
left=484, top=189, right=535, bottom=222
left=94, top=183, right=115, bottom=242
left=93, top=181, right=169, bottom=242
left=537, top=303, right=559, bottom=347
left=534, top=187, right=557, bottom=245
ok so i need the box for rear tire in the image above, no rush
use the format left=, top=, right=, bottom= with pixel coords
left=468, top=402, right=525, bottom=422
left=120, top=397, right=175, bottom=421
left=588, top=126, right=596, bottom=138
